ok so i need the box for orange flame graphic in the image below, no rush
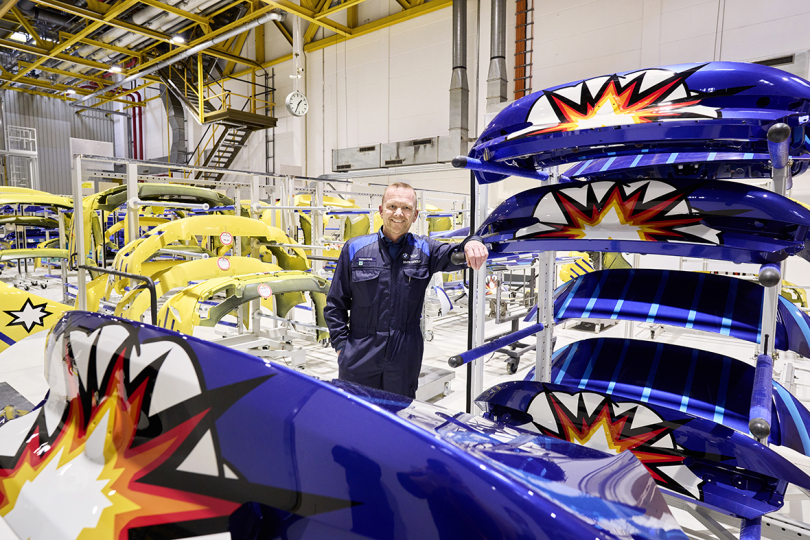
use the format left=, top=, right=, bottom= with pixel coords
left=535, top=185, right=702, bottom=241
left=0, top=351, right=238, bottom=539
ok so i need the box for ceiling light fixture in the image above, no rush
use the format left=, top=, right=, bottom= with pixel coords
left=65, top=89, right=76, bottom=95
left=109, top=65, right=122, bottom=73
left=171, top=35, right=185, bottom=44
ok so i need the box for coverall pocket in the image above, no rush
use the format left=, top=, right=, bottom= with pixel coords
left=351, top=267, right=381, bottom=306
left=403, top=265, right=430, bottom=323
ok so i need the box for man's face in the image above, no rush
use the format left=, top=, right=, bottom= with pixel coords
left=379, top=186, right=418, bottom=240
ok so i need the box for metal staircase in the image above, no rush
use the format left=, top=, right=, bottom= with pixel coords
left=195, top=125, right=257, bottom=182
left=155, top=50, right=276, bottom=181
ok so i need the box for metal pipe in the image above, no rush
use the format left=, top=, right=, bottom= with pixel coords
left=487, top=0, right=507, bottom=105
left=449, top=322, right=544, bottom=367
left=453, top=155, right=565, bottom=182
left=449, top=0, right=469, bottom=156
left=452, top=0, right=466, bottom=68
left=749, top=352, right=773, bottom=440
left=73, top=9, right=287, bottom=106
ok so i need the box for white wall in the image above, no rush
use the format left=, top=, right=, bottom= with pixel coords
left=533, top=0, right=810, bottom=91
left=175, top=0, right=810, bottom=195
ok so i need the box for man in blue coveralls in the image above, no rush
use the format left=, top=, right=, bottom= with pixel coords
left=325, top=182, right=488, bottom=398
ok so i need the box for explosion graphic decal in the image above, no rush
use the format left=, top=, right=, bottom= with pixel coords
left=522, top=389, right=705, bottom=500
left=515, top=180, right=721, bottom=245
left=0, top=320, right=355, bottom=539
left=506, top=65, right=751, bottom=140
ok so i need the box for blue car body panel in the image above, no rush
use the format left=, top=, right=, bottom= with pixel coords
left=476, top=380, right=810, bottom=519
left=0, top=311, right=686, bottom=540
left=475, top=178, right=810, bottom=263
left=551, top=269, right=810, bottom=358
left=540, top=338, right=810, bottom=457
left=469, top=62, right=810, bottom=184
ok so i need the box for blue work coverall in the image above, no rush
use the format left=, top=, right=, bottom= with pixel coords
left=325, top=229, right=473, bottom=398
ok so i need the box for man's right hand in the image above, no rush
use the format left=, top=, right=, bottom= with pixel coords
left=337, top=350, right=341, bottom=357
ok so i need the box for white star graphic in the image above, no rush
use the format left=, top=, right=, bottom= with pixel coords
left=580, top=205, right=645, bottom=241
left=5, top=298, right=52, bottom=333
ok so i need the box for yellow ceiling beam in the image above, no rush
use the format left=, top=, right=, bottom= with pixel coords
left=30, top=0, right=174, bottom=43
left=0, top=0, right=17, bottom=20
left=131, top=4, right=277, bottom=75
left=305, top=0, right=450, bottom=52
left=18, top=61, right=111, bottom=85
left=259, top=0, right=352, bottom=37
left=394, top=0, right=411, bottom=10
left=303, top=0, right=332, bottom=44
left=4, top=0, right=142, bottom=88
left=0, top=74, right=135, bottom=104
left=273, top=19, right=292, bottom=45
left=137, top=0, right=209, bottom=25
left=222, top=29, right=250, bottom=76
left=10, top=7, right=46, bottom=49
left=5, top=86, right=75, bottom=102
left=207, top=53, right=292, bottom=88
left=81, top=79, right=159, bottom=108
left=314, top=0, right=368, bottom=20
left=58, top=31, right=140, bottom=59
left=0, top=38, right=114, bottom=72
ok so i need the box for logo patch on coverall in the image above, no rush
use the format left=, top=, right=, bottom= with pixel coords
left=357, top=257, right=376, bottom=266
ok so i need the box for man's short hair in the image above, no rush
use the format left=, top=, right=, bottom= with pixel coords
left=382, top=182, right=417, bottom=206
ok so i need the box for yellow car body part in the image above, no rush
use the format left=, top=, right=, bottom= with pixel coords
left=157, top=271, right=329, bottom=339
left=0, top=193, right=72, bottom=208
left=109, top=216, right=308, bottom=295
left=559, top=252, right=595, bottom=282
left=0, top=281, right=71, bottom=353
left=116, top=256, right=282, bottom=320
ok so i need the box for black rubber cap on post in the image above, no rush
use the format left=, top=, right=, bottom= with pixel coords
left=749, top=418, right=771, bottom=440
left=450, top=251, right=467, bottom=265
left=767, top=123, right=791, bottom=144
left=448, top=355, right=464, bottom=368
left=451, top=156, right=468, bottom=169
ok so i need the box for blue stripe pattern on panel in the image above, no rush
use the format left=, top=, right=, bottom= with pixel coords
left=666, top=153, right=679, bottom=164
left=572, top=160, right=593, bottom=176
left=555, top=341, right=580, bottom=384
left=599, top=157, right=616, bottom=172
left=582, top=270, right=610, bottom=318
left=630, top=155, right=643, bottom=168
left=685, top=273, right=706, bottom=329
left=714, top=356, right=731, bottom=423
left=680, top=349, right=699, bottom=412
left=720, top=278, right=739, bottom=336
left=611, top=270, right=635, bottom=319
left=578, top=339, right=604, bottom=389
left=708, top=152, right=717, bottom=161
left=641, top=344, right=663, bottom=402
left=607, top=340, right=631, bottom=394
left=774, top=383, right=810, bottom=452
left=646, top=271, right=670, bottom=322
left=348, top=234, right=378, bottom=261
left=0, top=331, right=15, bottom=347
left=557, top=278, right=585, bottom=318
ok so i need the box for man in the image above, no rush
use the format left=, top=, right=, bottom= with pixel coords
left=325, top=182, right=488, bottom=398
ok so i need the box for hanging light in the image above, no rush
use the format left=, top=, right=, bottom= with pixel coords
left=65, top=89, right=76, bottom=95
left=109, top=65, right=122, bottom=73
left=171, top=35, right=185, bottom=44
